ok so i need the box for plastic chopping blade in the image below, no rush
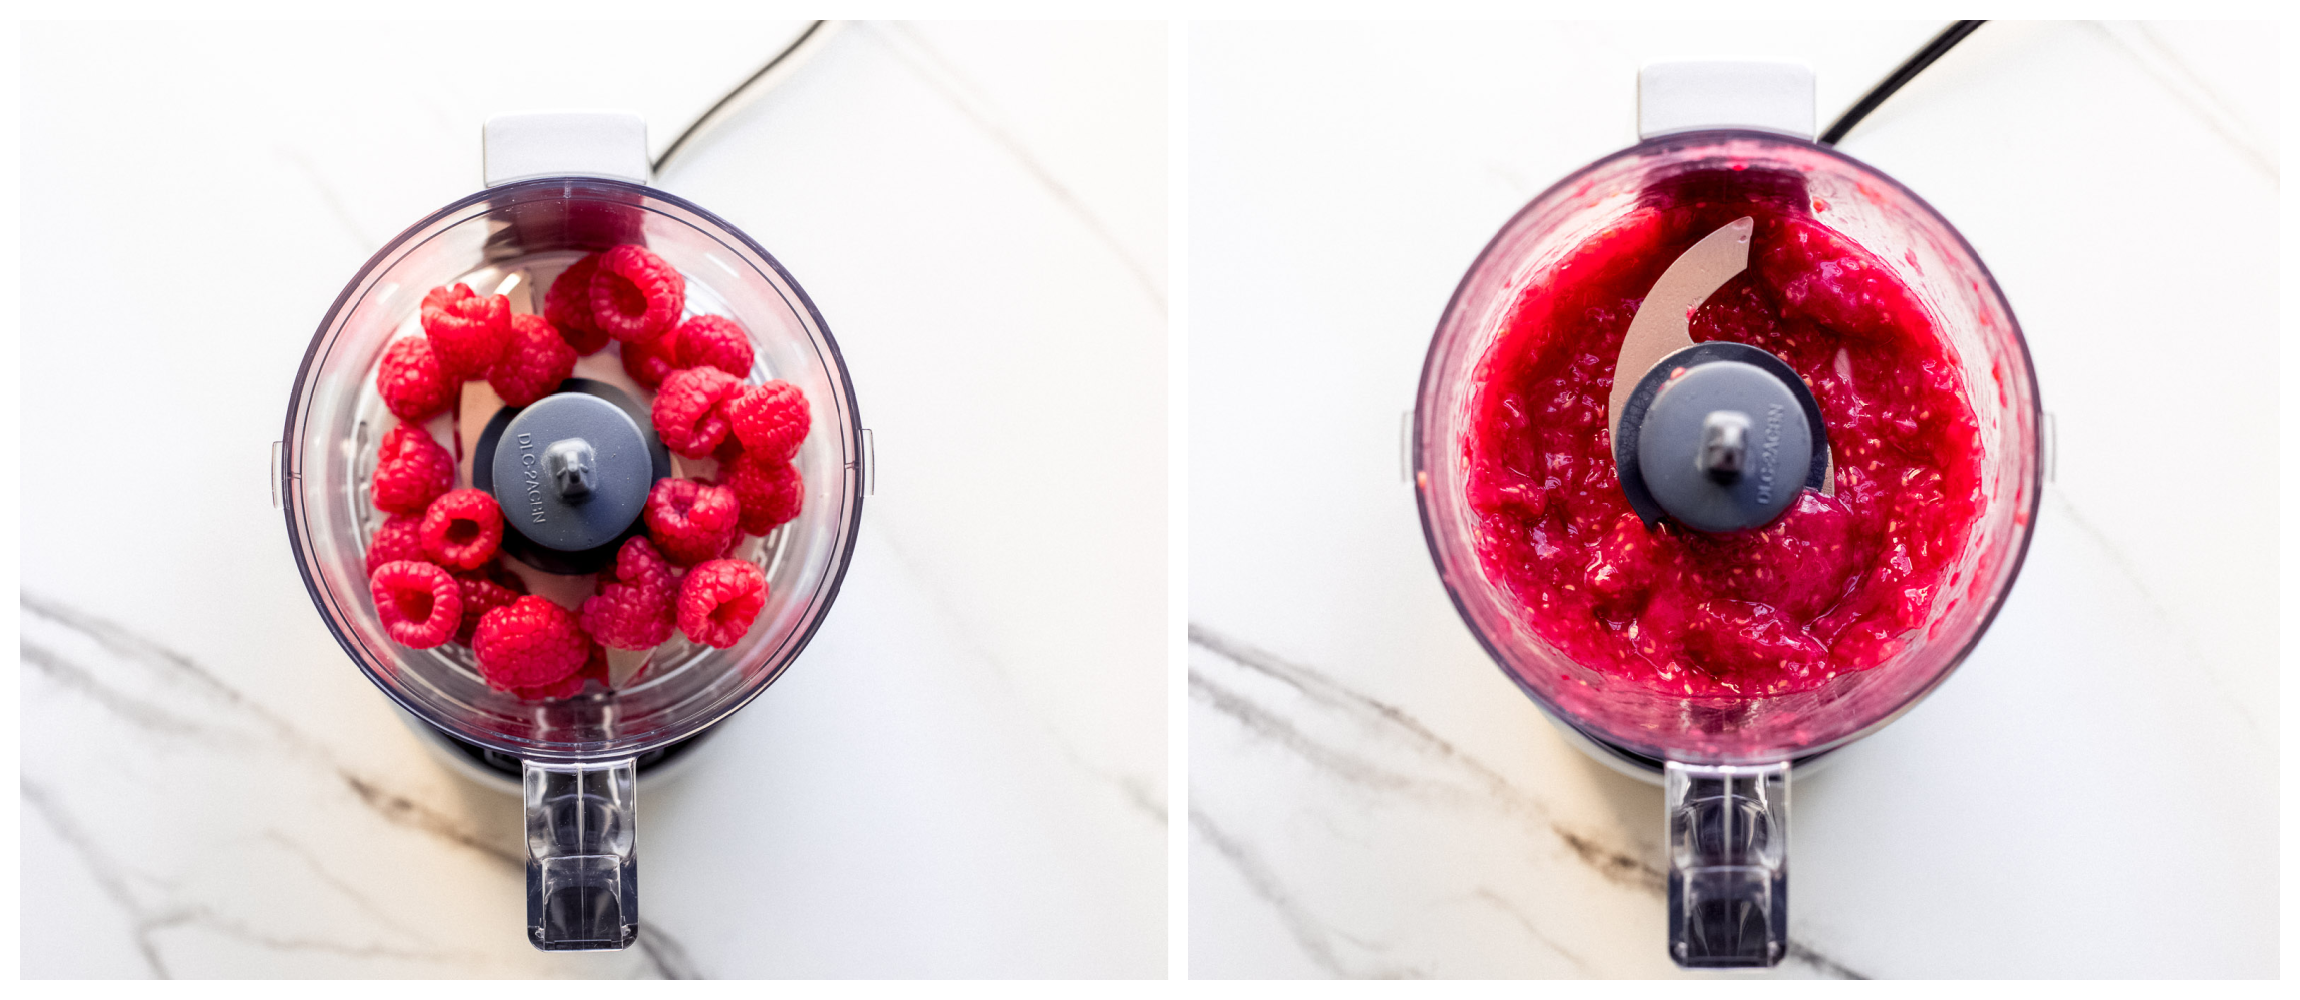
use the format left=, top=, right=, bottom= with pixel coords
left=1608, top=217, right=1835, bottom=533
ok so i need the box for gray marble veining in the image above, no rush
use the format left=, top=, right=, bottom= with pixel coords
left=1188, top=624, right=1863, bottom=979
left=24, top=594, right=649, bottom=977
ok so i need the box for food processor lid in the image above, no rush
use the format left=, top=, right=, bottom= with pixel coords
left=1608, top=217, right=1832, bottom=533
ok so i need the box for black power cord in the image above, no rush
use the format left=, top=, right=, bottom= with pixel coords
left=652, top=20, right=832, bottom=176
left=1819, top=20, right=1985, bottom=145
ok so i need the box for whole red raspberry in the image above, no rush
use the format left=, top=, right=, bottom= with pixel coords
left=726, top=380, right=811, bottom=463
left=488, top=313, right=577, bottom=407
left=651, top=366, right=744, bottom=458
left=365, top=513, right=429, bottom=576
left=453, top=565, right=528, bottom=647
left=725, top=454, right=804, bottom=535
left=518, top=640, right=610, bottom=699
left=420, top=283, right=513, bottom=380
left=643, top=477, right=741, bottom=566
left=674, top=315, right=755, bottom=378
left=371, top=560, right=462, bottom=649
left=678, top=558, right=768, bottom=649
left=580, top=537, right=677, bottom=649
left=372, top=423, right=454, bottom=515
left=620, top=323, right=683, bottom=390
left=419, top=489, right=504, bottom=571
left=543, top=253, right=611, bottom=355
left=377, top=337, right=456, bottom=422
left=589, top=245, right=685, bottom=344
left=473, top=596, right=590, bottom=692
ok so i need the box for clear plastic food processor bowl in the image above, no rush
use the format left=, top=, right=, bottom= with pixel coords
left=1413, top=131, right=2041, bottom=967
left=280, top=177, right=865, bottom=950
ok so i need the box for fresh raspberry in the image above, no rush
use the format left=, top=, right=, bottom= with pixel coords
left=588, top=245, right=685, bottom=344
left=515, top=641, right=609, bottom=699
left=677, top=558, right=768, bottom=649
left=726, top=380, right=811, bottom=462
left=619, top=323, right=683, bottom=390
left=371, top=560, right=462, bottom=649
left=419, top=489, right=504, bottom=571
left=543, top=253, right=611, bottom=355
left=473, top=596, right=590, bottom=692
left=377, top=337, right=456, bottom=422
left=453, top=565, right=528, bottom=647
left=651, top=366, right=744, bottom=458
left=488, top=313, right=577, bottom=407
left=365, top=513, right=429, bottom=576
left=580, top=537, right=677, bottom=649
left=725, top=454, right=804, bottom=535
left=420, top=283, right=513, bottom=380
left=673, top=315, right=754, bottom=378
left=643, top=477, right=742, bottom=566
left=372, top=423, right=454, bottom=515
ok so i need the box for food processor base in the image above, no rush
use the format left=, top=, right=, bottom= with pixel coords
left=394, top=705, right=719, bottom=795
left=1531, top=701, right=1836, bottom=786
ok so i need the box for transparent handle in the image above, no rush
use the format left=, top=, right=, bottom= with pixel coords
left=1666, top=760, right=1789, bottom=968
left=524, top=758, right=639, bottom=951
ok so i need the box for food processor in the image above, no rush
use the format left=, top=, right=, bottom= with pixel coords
left=277, top=112, right=868, bottom=951
left=1412, top=63, right=2042, bottom=968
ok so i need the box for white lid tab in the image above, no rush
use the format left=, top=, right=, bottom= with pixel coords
left=1637, top=62, right=1816, bottom=141
left=482, top=111, right=651, bottom=187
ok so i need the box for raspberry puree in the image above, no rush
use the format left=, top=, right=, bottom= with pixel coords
left=1464, top=170, right=1983, bottom=697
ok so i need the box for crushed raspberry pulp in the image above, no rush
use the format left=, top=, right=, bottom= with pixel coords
left=1464, top=172, right=1984, bottom=698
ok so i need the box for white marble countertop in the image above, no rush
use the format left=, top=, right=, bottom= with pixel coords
left=21, top=21, right=1165, bottom=978
left=1186, top=20, right=2278, bottom=978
